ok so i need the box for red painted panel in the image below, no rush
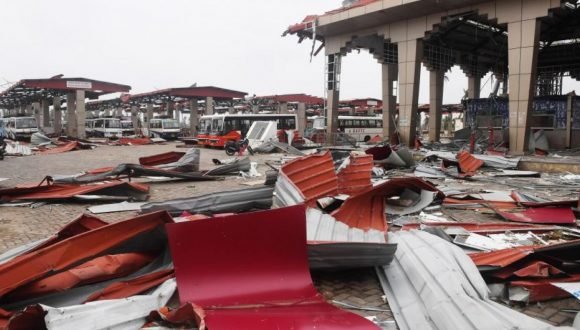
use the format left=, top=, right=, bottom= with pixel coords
left=497, top=207, right=576, bottom=224
left=139, top=151, right=186, bottom=166
left=166, top=205, right=378, bottom=329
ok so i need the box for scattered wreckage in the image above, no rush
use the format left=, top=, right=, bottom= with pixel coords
left=0, top=142, right=579, bottom=329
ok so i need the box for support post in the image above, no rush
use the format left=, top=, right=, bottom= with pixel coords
left=190, top=98, right=199, bottom=136
left=507, top=19, right=541, bottom=154
left=76, top=90, right=86, bottom=139
left=146, top=104, right=154, bottom=136
left=566, top=92, right=574, bottom=149
left=167, top=101, right=174, bottom=118
left=429, top=69, right=445, bottom=142
left=53, top=96, right=62, bottom=135
left=397, top=39, right=423, bottom=146
left=467, top=77, right=481, bottom=99
left=41, top=99, right=50, bottom=127
left=297, top=102, right=306, bottom=137
left=326, top=53, right=341, bottom=144
left=32, top=102, right=41, bottom=128
left=279, top=102, right=289, bottom=114
left=382, top=63, right=398, bottom=140
left=131, top=106, right=139, bottom=136
left=205, top=97, right=214, bottom=115
left=66, top=93, right=77, bottom=137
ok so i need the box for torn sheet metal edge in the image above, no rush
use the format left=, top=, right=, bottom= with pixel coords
left=273, top=173, right=305, bottom=208
left=306, top=208, right=385, bottom=243
left=88, top=202, right=147, bottom=214
left=0, top=239, right=48, bottom=266
left=141, top=186, right=274, bottom=215
left=376, top=230, right=554, bottom=330
left=385, top=190, right=438, bottom=216
left=308, top=242, right=396, bottom=270
left=10, top=278, right=176, bottom=330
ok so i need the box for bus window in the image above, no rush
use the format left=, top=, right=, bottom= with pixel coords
left=240, top=119, right=252, bottom=136
left=286, top=118, right=296, bottom=129
left=353, top=120, right=361, bottom=128
left=16, top=118, right=37, bottom=129
left=376, top=120, right=383, bottom=128
left=199, top=119, right=211, bottom=133
left=212, top=118, right=223, bottom=133
left=162, top=120, right=179, bottom=129
left=105, top=120, right=121, bottom=128
left=94, top=120, right=104, bottom=128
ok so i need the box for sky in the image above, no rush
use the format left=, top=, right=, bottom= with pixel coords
left=0, top=0, right=578, bottom=105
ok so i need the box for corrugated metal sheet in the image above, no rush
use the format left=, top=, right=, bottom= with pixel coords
left=401, top=222, right=550, bottom=234
left=457, top=151, right=484, bottom=174
left=138, top=151, right=186, bottom=166
left=306, top=208, right=385, bottom=243
left=276, top=152, right=338, bottom=207
left=0, top=211, right=173, bottom=298
left=6, top=278, right=176, bottom=330
left=0, top=181, right=150, bottom=202
left=141, top=186, right=274, bottom=216
left=40, top=141, right=79, bottom=155
left=496, top=207, right=577, bottom=225
left=470, top=247, right=535, bottom=268
left=337, top=154, right=373, bottom=195
left=377, top=230, right=554, bottom=330
left=166, top=205, right=379, bottom=329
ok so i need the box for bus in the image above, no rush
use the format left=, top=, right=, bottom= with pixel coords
left=121, top=120, right=134, bottom=136
left=306, top=116, right=383, bottom=143
left=5, top=117, right=39, bottom=141
left=148, top=118, right=180, bottom=140
left=197, top=114, right=299, bottom=148
left=91, top=118, right=122, bottom=139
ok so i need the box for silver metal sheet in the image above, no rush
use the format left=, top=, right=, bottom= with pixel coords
left=306, top=208, right=385, bottom=243
left=88, top=202, right=146, bottom=214
left=272, top=173, right=305, bottom=208
left=377, top=230, right=556, bottom=330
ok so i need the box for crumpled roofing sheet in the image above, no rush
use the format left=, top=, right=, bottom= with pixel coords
left=274, top=152, right=338, bottom=207
left=0, top=211, right=173, bottom=298
left=377, top=230, right=555, bottom=330
left=138, top=151, right=186, bottom=166
left=166, top=205, right=379, bottom=329
left=141, top=186, right=274, bottom=216
left=6, top=278, right=176, bottom=330
left=39, top=141, right=80, bottom=155
left=337, top=153, right=373, bottom=195
left=496, top=207, right=577, bottom=225
left=0, top=181, right=149, bottom=202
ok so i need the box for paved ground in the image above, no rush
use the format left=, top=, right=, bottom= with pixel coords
left=0, top=143, right=578, bottom=327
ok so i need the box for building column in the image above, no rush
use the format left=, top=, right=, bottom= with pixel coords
left=382, top=63, right=398, bottom=139
left=397, top=39, right=423, bottom=146
left=175, top=104, right=181, bottom=125
left=165, top=101, right=173, bottom=119
left=190, top=98, right=199, bottom=136
left=297, top=102, right=306, bottom=137
left=429, top=69, right=445, bottom=142
left=32, top=102, right=41, bottom=128
left=41, top=100, right=50, bottom=127
left=205, top=97, right=214, bottom=115
left=53, top=96, right=62, bottom=135
left=146, top=104, right=154, bottom=135
left=252, top=104, right=259, bottom=114
left=468, top=76, right=481, bottom=99
left=76, top=90, right=86, bottom=139
left=66, top=93, right=77, bottom=137
left=131, top=106, right=139, bottom=135
left=279, top=102, right=289, bottom=114
left=326, top=53, right=341, bottom=144
left=115, top=107, right=123, bottom=118
left=508, top=19, right=541, bottom=154
left=25, top=104, right=33, bottom=116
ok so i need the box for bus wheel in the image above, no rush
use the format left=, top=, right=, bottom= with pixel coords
left=364, top=135, right=371, bottom=143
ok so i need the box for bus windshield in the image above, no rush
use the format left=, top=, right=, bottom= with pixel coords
left=16, top=117, right=37, bottom=129
left=104, top=120, right=121, bottom=128
left=121, top=121, right=133, bottom=129
left=162, top=120, right=180, bottom=129
left=211, top=118, right=223, bottom=134
left=199, top=119, right=212, bottom=133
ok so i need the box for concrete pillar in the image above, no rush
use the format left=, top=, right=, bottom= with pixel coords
left=146, top=104, right=154, bottom=134
left=115, top=107, right=123, bottom=118
left=508, top=19, right=541, bottom=154
left=228, top=106, right=235, bottom=114
left=66, top=93, right=77, bottom=137
left=25, top=104, right=33, bottom=116
left=429, top=70, right=445, bottom=142
left=167, top=101, right=174, bottom=118
left=382, top=63, right=398, bottom=140
left=279, top=102, right=289, bottom=114
left=205, top=97, right=214, bottom=115
left=468, top=77, right=481, bottom=99
left=175, top=104, right=181, bottom=125
left=53, top=96, right=62, bottom=135
left=566, top=93, right=574, bottom=148
left=327, top=90, right=340, bottom=143
left=397, top=39, right=423, bottom=146
left=251, top=104, right=259, bottom=114
left=76, top=90, right=86, bottom=139
left=131, top=106, right=139, bottom=136
left=32, top=102, right=41, bottom=128
left=190, top=98, right=199, bottom=136
left=297, top=102, right=306, bottom=137
left=41, top=100, right=50, bottom=127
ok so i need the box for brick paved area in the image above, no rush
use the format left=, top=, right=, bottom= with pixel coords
left=0, top=144, right=578, bottom=327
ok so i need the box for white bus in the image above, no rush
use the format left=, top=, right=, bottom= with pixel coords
left=92, top=118, right=122, bottom=139
left=148, top=118, right=180, bottom=140
left=307, top=116, right=383, bottom=143
left=5, top=117, right=39, bottom=140
left=121, top=120, right=135, bottom=136
left=196, top=113, right=298, bottom=147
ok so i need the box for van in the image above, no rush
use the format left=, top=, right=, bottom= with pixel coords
left=6, top=117, right=38, bottom=140
left=148, top=119, right=180, bottom=140
left=92, top=118, right=122, bottom=139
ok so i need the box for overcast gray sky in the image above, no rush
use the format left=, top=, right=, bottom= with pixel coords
left=1, top=0, right=578, bottom=104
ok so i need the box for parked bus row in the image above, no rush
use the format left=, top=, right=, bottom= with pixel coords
left=84, top=118, right=181, bottom=140
left=0, top=117, right=39, bottom=141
